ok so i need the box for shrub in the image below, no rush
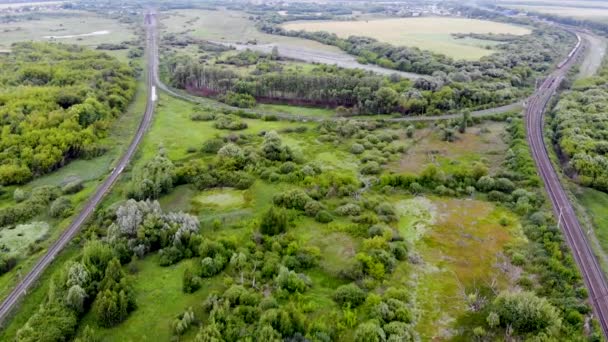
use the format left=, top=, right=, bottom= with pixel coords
left=49, top=197, right=73, bottom=218
left=335, top=203, right=362, bottom=216
left=315, top=210, right=333, bottom=223
left=191, top=112, right=215, bottom=121
left=333, top=283, right=366, bottom=307
left=361, top=161, right=381, bottom=175
left=214, top=114, right=248, bottom=130
left=492, top=291, right=561, bottom=335
left=351, top=143, right=365, bottom=154
left=260, top=206, right=288, bottom=236
left=221, top=91, right=256, bottom=108
left=202, top=138, right=225, bottom=153
left=13, top=188, right=28, bottom=203
left=62, top=180, right=84, bottom=194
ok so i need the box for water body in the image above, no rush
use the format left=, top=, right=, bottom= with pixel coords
left=44, top=30, right=110, bottom=39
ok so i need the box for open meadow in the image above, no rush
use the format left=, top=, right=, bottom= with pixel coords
left=163, top=9, right=340, bottom=53
left=0, top=10, right=136, bottom=59
left=281, top=17, right=531, bottom=60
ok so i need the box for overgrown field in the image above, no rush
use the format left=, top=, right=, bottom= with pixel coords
left=2, top=90, right=598, bottom=341
left=281, top=17, right=531, bottom=60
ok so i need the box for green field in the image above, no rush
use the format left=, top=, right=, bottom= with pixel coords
left=281, top=17, right=531, bottom=59
left=505, top=4, right=608, bottom=22
left=0, top=10, right=136, bottom=57
left=162, top=9, right=342, bottom=53
left=576, top=187, right=608, bottom=254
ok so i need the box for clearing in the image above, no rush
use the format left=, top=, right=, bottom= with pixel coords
left=281, top=17, right=531, bottom=60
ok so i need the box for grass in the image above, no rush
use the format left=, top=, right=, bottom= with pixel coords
left=140, top=93, right=317, bottom=163
left=162, top=9, right=342, bottom=53
left=77, top=255, right=224, bottom=341
left=0, top=10, right=135, bottom=54
left=0, top=222, right=49, bottom=257
left=397, top=197, right=524, bottom=339
left=390, top=122, right=507, bottom=174
left=256, top=103, right=336, bottom=118
left=576, top=187, right=608, bottom=254
left=503, top=4, right=608, bottom=22
left=281, top=17, right=531, bottom=60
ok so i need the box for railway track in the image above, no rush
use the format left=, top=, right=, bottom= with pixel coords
left=0, top=10, right=159, bottom=325
left=525, top=32, right=608, bottom=337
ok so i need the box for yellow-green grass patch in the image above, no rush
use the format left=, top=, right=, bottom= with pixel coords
left=405, top=198, right=524, bottom=339
left=281, top=17, right=531, bottom=60
left=390, top=122, right=507, bottom=174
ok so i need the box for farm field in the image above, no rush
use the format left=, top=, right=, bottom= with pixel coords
left=575, top=187, right=608, bottom=256
left=281, top=17, right=532, bottom=59
left=0, top=10, right=136, bottom=58
left=163, top=9, right=341, bottom=53
left=504, top=4, right=608, bottom=22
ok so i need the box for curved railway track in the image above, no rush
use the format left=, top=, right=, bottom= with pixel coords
left=525, top=32, right=608, bottom=337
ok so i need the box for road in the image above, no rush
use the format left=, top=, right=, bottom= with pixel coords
left=0, top=10, right=159, bottom=325
left=525, top=33, right=608, bottom=337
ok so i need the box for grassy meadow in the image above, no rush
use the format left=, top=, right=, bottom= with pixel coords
left=0, top=10, right=136, bottom=58
left=281, top=17, right=531, bottom=60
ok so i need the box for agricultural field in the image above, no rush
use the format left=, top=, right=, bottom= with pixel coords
left=281, top=17, right=531, bottom=60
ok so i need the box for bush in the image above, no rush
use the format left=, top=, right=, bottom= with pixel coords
left=492, top=291, right=561, bottom=335
left=62, top=180, right=83, bottom=194
left=202, top=138, right=225, bottom=153
left=221, top=91, right=256, bottom=108
left=360, top=161, right=381, bottom=175
left=260, top=206, right=288, bottom=236
left=49, top=197, right=73, bottom=218
left=315, top=210, right=333, bottom=223
left=191, top=112, right=215, bottom=121
left=335, top=203, right=362, bottom=216
left=13, top=188, right=28, bottom=203
left=214, top=114, right=248, bottom=130
left=351, top=143, right=365, bottom=154
left=333, top=283, right=366, bottom=307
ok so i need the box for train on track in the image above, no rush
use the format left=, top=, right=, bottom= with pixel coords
left=557, top=33, right=581, bottom=69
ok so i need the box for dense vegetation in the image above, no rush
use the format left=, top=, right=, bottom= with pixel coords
left=552, top=62, right=608, bottom=191
left=0, top=42, right=135, bottom=185
left=168, top=51, right=530, bottom=115
left=10, top=109, right=598, bottom=340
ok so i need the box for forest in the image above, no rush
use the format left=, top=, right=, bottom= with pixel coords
left=553, top=62, right=608, bottom=191
left=167, top=50, right=529, bottom=115
left=0, top=42, right=136, bottom=185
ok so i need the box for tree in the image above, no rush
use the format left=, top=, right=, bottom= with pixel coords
left=65, top=285, right=87, bottom=313
left=260, top=206, right=288, bottom=236
left=354, top=321, right=386, bottom=342
left=333, top=283, right=367, bottom=308
left=127, top=149, right=176, bottom=200
left=459, top=110, right=471, bottom=133
left=491, top=291, right=561, bottom=335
